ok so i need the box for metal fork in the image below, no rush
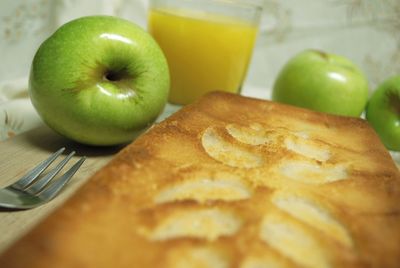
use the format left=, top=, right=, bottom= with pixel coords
left=0, top=148, right=85, bottom=210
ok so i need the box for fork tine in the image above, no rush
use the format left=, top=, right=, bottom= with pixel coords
left=11, top=148, right=66, bottom=190
left=26, top=151, right=76, bottom=195
left=38, top=156, right=86, bottom=201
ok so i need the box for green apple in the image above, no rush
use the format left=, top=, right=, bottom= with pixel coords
left=29, top=15, right=170, bottom=146
left=366, top=76, right=400, bottom=151
left=272, top=49, right=369, bottom=117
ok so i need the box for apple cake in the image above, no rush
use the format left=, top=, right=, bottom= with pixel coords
left=1, top=92, right=399, bottom=268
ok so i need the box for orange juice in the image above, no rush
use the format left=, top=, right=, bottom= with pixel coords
left=148, top=8, right=258, bottom=105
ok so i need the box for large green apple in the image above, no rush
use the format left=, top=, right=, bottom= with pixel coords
left=272, top=49, right=369, bottom=117
left=29, top=15, right=170, bottom=146
left=366, top=76, right=400, bottom=151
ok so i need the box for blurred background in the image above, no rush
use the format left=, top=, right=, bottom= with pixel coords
left=0, top=0, right=399, bottom=140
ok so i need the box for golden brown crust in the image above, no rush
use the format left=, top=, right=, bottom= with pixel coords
left=1, top=92, right=399, bottom=268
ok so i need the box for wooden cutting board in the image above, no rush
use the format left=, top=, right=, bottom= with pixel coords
left=0, top=125, right=120, bottom=254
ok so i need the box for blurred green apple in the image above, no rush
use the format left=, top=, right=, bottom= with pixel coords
left=29, top=15, right=169, bottom=146
left=366, top=76, right=400, bottom=151
left=272, top=49, right=369, bottom=117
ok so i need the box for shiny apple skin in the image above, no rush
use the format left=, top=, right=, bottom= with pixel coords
left=29, top=15, right=170, bottom=146
left=272, top=50, right=369, bottom=117
left=366, top=76, right=400, bottom=151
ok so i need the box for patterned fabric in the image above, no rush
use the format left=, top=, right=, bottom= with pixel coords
left=0, top=0, right=399, bottom=164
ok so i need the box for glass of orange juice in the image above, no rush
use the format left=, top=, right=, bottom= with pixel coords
left=148, top=0, right=262, bottom=105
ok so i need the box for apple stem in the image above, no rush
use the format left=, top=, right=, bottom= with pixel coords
left=104, top=69, right=129, bottom=82
left=104, top=71, right=119, bottom=81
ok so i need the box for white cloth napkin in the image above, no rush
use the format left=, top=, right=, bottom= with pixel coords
left=0, top=78, right=42, bottom=140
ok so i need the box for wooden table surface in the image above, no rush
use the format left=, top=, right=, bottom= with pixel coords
left=0, top=126, right=121, bottom=254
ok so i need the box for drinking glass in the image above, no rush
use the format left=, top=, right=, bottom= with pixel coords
left=148, top=0, right=262, bottom=105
